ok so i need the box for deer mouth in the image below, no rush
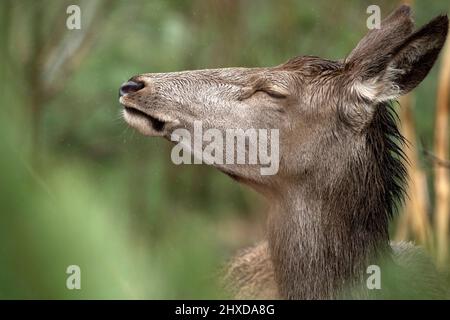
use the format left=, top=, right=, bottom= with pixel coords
left=120, top=99, right=178, bottom=136
left=124, top=106, right=166, bottom=131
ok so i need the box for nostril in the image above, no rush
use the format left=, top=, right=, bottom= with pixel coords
left=119, top=80, right=145, bottom=97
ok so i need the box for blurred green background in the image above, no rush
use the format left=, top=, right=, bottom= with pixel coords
left=0, top=0, right=448, bottom=299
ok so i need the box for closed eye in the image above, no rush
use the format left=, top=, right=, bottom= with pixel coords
left=238, top=81, right=289, bottom=101
left=255, top=89, right=287, bottom=99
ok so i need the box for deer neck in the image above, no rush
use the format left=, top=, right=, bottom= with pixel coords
left=267, top=180, right=391, bottom=299
left=266, top=103, right=407, bottom=299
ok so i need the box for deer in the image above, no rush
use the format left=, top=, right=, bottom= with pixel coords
left=118, top=6, right=449, bottom=299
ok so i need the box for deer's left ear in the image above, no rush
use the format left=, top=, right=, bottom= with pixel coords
left=348, top=14, right=448, bottom=102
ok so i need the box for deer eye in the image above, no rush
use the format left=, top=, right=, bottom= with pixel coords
left=255, top=88, right=287, bottom=99
left=239, top=84, right=288, bottom=101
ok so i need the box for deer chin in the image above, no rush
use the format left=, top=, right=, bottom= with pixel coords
left=218, top=166, right=263, bottom=189
left=120, top=99, right=178, bottom=137
left=223, top=169, right=272, bottom=195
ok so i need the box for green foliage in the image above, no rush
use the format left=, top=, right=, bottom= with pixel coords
left=0, top=0, right=448, bottom=299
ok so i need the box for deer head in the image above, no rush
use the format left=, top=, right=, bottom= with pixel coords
left=120, top=6, right=446, bottom=193
left=119, top=6, right=448, bottom=299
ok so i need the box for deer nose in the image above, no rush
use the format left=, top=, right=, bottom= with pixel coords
left=119, top=80, right=145, bottom=97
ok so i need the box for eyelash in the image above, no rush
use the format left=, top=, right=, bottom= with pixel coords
left=255, top=89, right=287, bottom=99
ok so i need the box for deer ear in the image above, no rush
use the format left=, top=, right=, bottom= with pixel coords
left=346, top=11, right=448, bottom=102
left=346, top=5, right=414, bottom=64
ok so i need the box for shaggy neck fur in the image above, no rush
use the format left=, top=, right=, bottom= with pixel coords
left=267, top=102, right=407, bottom=299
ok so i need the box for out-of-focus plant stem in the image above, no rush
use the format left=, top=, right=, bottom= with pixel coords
left=395, top=94, right=432, bottom=247
left=395, top=0, right=433, bottom=248
left=434, top=33, right=450, bottom=267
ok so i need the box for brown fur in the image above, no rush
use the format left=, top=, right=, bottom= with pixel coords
left=119, top=6, right=449, bottom=299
